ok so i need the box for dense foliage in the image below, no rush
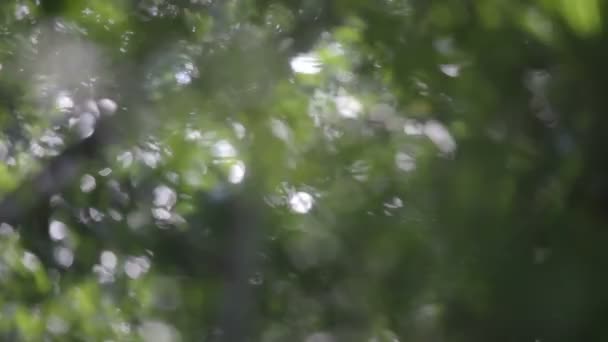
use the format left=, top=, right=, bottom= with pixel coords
left=1, top=0, right=608, bottom=341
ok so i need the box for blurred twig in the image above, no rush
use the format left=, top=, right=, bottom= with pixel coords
left=213, top=187, right=262, bottom=341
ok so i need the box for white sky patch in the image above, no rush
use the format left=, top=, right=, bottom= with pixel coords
left=117, top=151, right=133, bottom=168
left=77, top=112, right=97, bottom=138
left=143, top=152, right=161, bottom=168
left=100, top=250, right=118, bottom=270
left=109, top=209, right=123, bottom=221
left=124, top=256, right=151, bottom=279
left=15, top=4, right=30, bottom=20
left=335, top=90, right=362, bottom=118
left=290, top=53, right=322, bottom=74
left=138, top=320, right=180, bottom=342
left=84, top=99, right=100, bottom=116
left=289, top=191, right=314, bottom=214
left=185, top=128, right=202, bottom=141
left=228, top=160, right=246, bottom=184
left=384, top=197, right=404, bottom=209
left=349, top=160, right=371, bottom=181
left=0, top=223, right=14, bottom=235
left=439, top=64, right=461, bottom=77
left=98, top=98, right=118, bottom=115
left=89, top=208, right=104, bottom=222
left=30, top=142, right=46, bottom=157
left=125, top=259, right=143, bottom=279
left=152, top=207, right=172, bottom=220
left=175, top=62, right=197, bottom=85
left=49, top=220, right=68, bottom=241
left=98, top=168, right=112, bottom=176
left=270, top=118, right=291, bottom=141
left=153, top=185, right=177, bottom=208
left=395, top=152, right=416, bottom=172
left=22, top=252, right=40, bottom=271
left=404, top=119, right=425, bottom=135
left=40, top=131, right=64, bottom=147
left=175, top=70, right=192, bottom=85
left=232, top=122, right=246, bottom=139
left=54, top=247, right=74, bottom=268
left=424, top=120, right=457, bottom=153
left=55, top=92, right=74, bottom=111
left=80, top=174, right=96, bottom=193
left=212, top=140, right=237, bottom=158
left=327, top=42, right=345, bottom=56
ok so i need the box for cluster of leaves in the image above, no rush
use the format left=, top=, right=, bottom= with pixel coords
left=0, top=0, right=608, bottom=341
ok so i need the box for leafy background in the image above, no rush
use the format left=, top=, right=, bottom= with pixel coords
left=0, top=0, right=607, bottom=341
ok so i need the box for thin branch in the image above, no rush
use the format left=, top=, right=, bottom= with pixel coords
left=214, top=192, right=262, bottom=342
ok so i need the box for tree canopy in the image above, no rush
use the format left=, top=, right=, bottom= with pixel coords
left=1, top=0, right=608, bottom=341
